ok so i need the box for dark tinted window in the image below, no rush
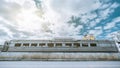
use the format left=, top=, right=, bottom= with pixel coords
left=56, top=43, right=62, bottom=47
left=39, top=43, right=45, bottom=47
left=90, top=43, right=97, bottom=47
left=48, top=43, right=54, bottom=47
left=23, top=43, right=29, bottom=47
left=31, top=43, right=37, bottom=47
left=65, top=43, right=72, bottom=47
left=15, top=43, right=21, bottom=47
left=82, top=43, right=88, bottom=47
left=73, top=43, right=80, bottom=47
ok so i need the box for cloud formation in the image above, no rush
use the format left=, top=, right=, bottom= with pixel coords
left=0, top=0, right=120, bottom=44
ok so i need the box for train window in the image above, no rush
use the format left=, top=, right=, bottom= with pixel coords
left=74, top=43, right=80, bottom=47
left=65, top=43, right=72, bottom=47
left=82, top=43, right=88, bottom=47
left=56, top=43, right=62, bottom=47
left=118, top=42, right=120, bottom=44
left=31, top=43, right=37, bottom=47
left=48, top=43, right=54, bottom=47
left=39, top=43, right=45, bottom=47
left=90, top=43, right=97, bottom=47
left=15, top=43, right=21, bottom=47
left=23, top=43, right=29, bottom=47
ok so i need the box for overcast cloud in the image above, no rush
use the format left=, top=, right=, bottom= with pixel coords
left=0, top=0, right=120, bottom=44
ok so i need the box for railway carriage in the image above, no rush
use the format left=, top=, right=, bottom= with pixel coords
left=1, top=38, right=118, bottom=52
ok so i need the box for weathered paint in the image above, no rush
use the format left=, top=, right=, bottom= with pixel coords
left=3, top=40, right=118, bottom=52
left=0, top=52, right=120, bottom=61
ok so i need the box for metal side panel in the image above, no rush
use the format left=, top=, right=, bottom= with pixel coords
left=0, top=52, right=120, bottom=61
left=7, top=47, right=118, bottom=52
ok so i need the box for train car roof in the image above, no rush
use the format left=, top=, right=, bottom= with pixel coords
left=8, top=39, right=115, bottom=43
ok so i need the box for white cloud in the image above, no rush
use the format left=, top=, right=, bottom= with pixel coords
left=94, top=26, right=102, bottom=30
left=49, top=0, right=120, bottom=31
left=50, top=0, right=100, bottom=15
left=99, top=2, right=119, bottom=19
left=0, top=0, right=84, bottom=44
left=0, top=0, right=120, bottom=44
left=105, top=17, right=120, bottom=40
left=48, top=0, right=101, bottom=24
left=104, top=22, right=116, bottom=30
left=106, top=30, right=120, bottom=41
left=88, top=2, right=120, bottom=28
left=104, top=17, right=120, bottom=30
left=88, top=29, right=103, bottom=37
left=113, top=17, right=120, bottom=23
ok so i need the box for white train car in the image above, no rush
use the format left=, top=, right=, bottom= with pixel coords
left=0, top=39, right=120, bottom=61
left=1, top=39, right=118, bottom=52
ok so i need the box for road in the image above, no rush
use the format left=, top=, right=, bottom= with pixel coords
left=0, top=61, right=120, bottom=68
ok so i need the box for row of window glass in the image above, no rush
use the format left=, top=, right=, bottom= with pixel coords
left=14, top=43, right=97, bottom=47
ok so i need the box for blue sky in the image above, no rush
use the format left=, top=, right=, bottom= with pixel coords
left=0, top=0, right=120, bottom=44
